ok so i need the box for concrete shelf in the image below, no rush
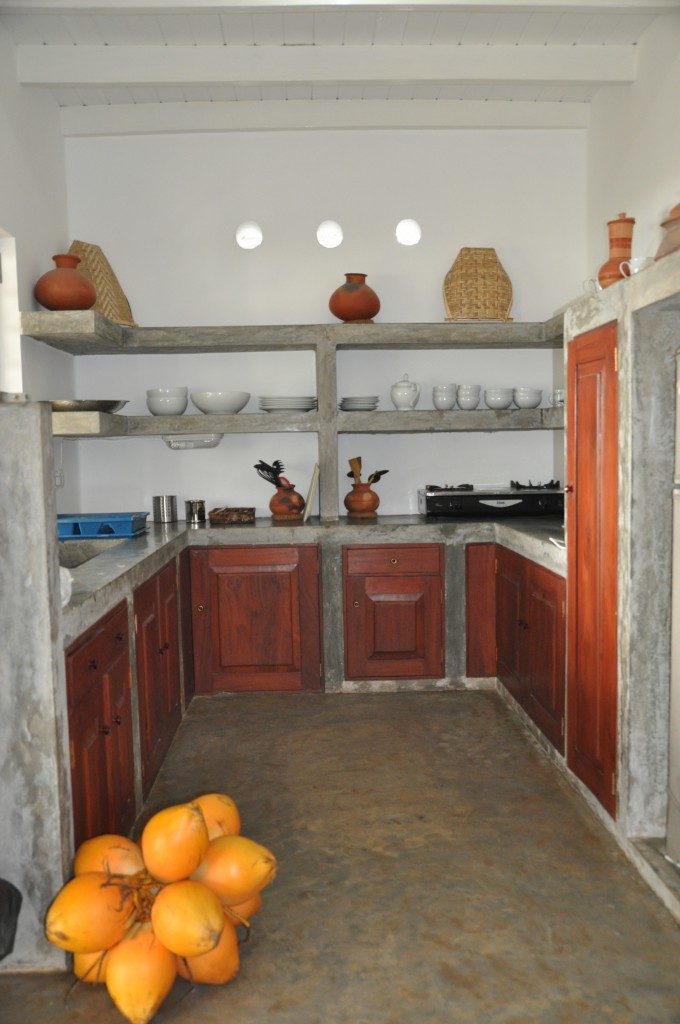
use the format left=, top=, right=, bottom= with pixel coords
left=52, top=411, right=320, bottom=438
left=337, top=408, right=564, bottom=433
left=23, top=312, right=563, bottom=355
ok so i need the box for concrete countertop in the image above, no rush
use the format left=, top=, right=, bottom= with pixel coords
left=60, top=515, right=566, bottom=645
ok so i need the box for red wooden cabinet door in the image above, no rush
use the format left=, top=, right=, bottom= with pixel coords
left=522, top=561, right=566, bottom=754
left=191, top=546, right=321, bottom=693
left=343, top=545, right=444, bottom=680
left=496, top=546, right=525, bottom=704
left=68, top=672, right=111, bottom=845
left=566, top=321, right=618, bottom=816
left=104, top=642, right=136, bottom=836
left=134, top=573, right=164, bottom=793
left=158, top=561, right=182, bottom=731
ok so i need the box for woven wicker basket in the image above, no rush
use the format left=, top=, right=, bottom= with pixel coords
left=443, top=247, right=513, bottom=322
left=68, top=240, right=136, bottom=327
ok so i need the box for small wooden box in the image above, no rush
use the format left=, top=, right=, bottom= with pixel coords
left=208, top=506, right=256, bottom=526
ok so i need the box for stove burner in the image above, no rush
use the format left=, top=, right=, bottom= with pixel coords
left=425, top=483, right=474, bottom=492
left=510, top=479, right=561, bottom=491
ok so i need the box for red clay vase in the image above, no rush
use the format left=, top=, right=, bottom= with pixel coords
left=329, top=273, right=380, bottom=323
left=597, top=213, right=635, bottom=288
left=34, top=254, right=97, bottom=311
left=269, top=484, right=305, bottom=521
left=344, top=482, right=380, bottom=518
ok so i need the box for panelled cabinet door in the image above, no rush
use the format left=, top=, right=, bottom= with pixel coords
left=343, top=545, right=444, bottom=680
left=191, top=546, right=321, bottom=693
left=157, top=561, right=182, bottom=730
left=566, top=321, right=618, bottom=816
left=104, top=641, right=136, bottom=836
left=522, top=562, right=566, bottom=754
left=134, top=573, right=164, bottom=793
left=68, top=673, right=111, bottom=845
left=495, top=546, right=525, bottom=704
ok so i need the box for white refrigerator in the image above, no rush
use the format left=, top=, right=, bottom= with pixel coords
left=667, top=355, right=680, bottom=861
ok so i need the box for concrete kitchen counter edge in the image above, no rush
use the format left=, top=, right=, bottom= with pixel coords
left=60, top=516, right=565, bottom=646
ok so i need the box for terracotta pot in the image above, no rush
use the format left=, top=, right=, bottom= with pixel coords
left=269, top=484, right=305, bottom=521
left=597, top=213, right=635, bottom=288
left=344, top=482, right=380, bottom=519
left=329, top=273, right=380, bottom=323
left=656, top=203, right=680, bottom=260
left=34, top=254, right=97, bottom=311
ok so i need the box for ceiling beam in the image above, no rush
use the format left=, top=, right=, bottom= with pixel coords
left=17, top=43, right=636, bottom=87
left=59, top=97, right=590, bottom=136
left=2, top=1, right=676, bottom=12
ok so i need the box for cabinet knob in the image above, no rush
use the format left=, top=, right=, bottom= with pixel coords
left=197, top=604, right=205, bottom=613
left=564, top=484, right=574, bottom=493
left=158, top=642, right=170, bottom=655
left=353, top=600, right=360, bottom=608
left=88, top=658, right=98, bottom=670
left=113, top=714, right=122, bottom=726
left=101, top=724, right=111, bottom=736
left=390, top=557, right=398, bottom=565
left=114, top=632, right=124, bottom=642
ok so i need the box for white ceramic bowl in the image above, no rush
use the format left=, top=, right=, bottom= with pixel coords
left=484, top=388, right=513, bottom=410
left=457, top=383, right=481, bottom=394
left=457, top=393, right=480, bottom=411
left=513, top=387, right=542, bottom=409
left=191, top=390, right=250, bottom=414
left=146, top=387, right=188, bottom=416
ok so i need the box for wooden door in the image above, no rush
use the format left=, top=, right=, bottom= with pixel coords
left=496, top=546, right=525, bottom=704
left=68, top=671, right=111, bottom=845
left=522, top=562, right=566, bottom=753
left=566, top=320, right=618, bottom=816
left=191, top=546, right=321, bottom=693
left=134, top=573, right=164, bottom=793
left=465, top=543, right=497, bottom=677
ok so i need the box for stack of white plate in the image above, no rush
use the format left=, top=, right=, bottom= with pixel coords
left=339, top=396, right=379, bottom=412
left=259, top=396, right=318, bottom=413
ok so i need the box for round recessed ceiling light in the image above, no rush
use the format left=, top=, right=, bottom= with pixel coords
left=235, top=222, right=263, bottom=250
left=316, top=220, right=343, bottom=249
left=395, top=219, right=422, bottom=246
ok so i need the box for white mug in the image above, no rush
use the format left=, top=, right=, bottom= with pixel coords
left=619, top=257, right=654, bottom=277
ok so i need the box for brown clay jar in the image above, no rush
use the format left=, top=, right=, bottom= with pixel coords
left=34, top=254, right=97, bottom=311
left=269, top=484, right=305, bottom=521
left=597, top=213, right=635, bottom=288
left=656, top=203, right=680, bottom=260
left=344, top=482, right=380, bottom=518
left=329, top=273, right=380, bottom=323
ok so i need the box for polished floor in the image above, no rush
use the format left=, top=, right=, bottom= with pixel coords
left=2, top=691, right=680, bottom=1024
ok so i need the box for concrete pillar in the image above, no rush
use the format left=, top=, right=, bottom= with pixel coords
left=0, top=402, right=70, bottom=970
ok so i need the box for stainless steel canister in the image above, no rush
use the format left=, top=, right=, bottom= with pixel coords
left=185, top=499, right=206, bottom=525
left=152, top=495, right=177, bottom=523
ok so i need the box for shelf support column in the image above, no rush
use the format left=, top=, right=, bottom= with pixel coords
left=316, top=335, right=338, bottom=520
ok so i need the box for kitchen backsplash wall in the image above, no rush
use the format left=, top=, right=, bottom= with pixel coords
left=63, top=127, right=583, bottom=514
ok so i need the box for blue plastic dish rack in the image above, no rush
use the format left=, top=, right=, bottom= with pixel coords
left=57, top=512, right=149, bottom=539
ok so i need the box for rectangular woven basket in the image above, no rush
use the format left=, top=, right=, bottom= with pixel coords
left=443, top=247, right=513, bottom=322
left=68, top=240, right=136, bottom=327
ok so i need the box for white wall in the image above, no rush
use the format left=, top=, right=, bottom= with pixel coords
left=64, top=128, right=586, bottom=515
left=0, top=21, right=78, bottom=507
left=587, top=13, right=680, bottom=271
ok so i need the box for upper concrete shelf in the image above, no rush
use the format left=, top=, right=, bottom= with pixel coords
left=22, top=311, right=563, bottom=355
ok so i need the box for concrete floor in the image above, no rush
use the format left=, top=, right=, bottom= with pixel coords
left=2, top=691, right=680, bottom=1023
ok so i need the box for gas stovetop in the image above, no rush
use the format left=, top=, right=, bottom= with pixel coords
left=418, top=481, right=564, bottom=518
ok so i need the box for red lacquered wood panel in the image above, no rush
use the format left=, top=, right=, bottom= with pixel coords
left=522, top=562, right=566, bottom=754
left=69, top=675, right=110, bottom=845
left=566, top=320, right=618, bottom=816
left=134, top=573, right=164, bottom=793
left=466, top=543, right=497, bottom=677
left=192, top=546, right=321, bottom=693
left=344, top=572, right=443, bottom=679
left=496, top=546, right=525, bottom=704
left=179, top=547, right=195, bottom=707
left=105, top=644, right=136, bottom=836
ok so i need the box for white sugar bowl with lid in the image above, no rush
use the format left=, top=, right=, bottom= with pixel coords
left=390, top=373, right=420, bottom=410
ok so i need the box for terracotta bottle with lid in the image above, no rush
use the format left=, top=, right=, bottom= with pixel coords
left=597, top=213, right=635, bottom=288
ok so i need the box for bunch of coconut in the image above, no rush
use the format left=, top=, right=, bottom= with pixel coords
left=44, top=793, right=276, bottom=1024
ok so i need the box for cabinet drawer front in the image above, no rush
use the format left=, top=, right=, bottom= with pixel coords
left=345, top=544, right=442, bottom=577
left=66, top=602, right=128, bottom=704
left=208, top=546, right=308, bottom=571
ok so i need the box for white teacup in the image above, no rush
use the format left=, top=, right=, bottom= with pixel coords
left=619, top=257, right=654, bottom=277
left=432, top=384, right=457, bottom=411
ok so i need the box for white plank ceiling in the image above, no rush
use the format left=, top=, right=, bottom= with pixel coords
left=0, top=2, right=674, bottom=135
